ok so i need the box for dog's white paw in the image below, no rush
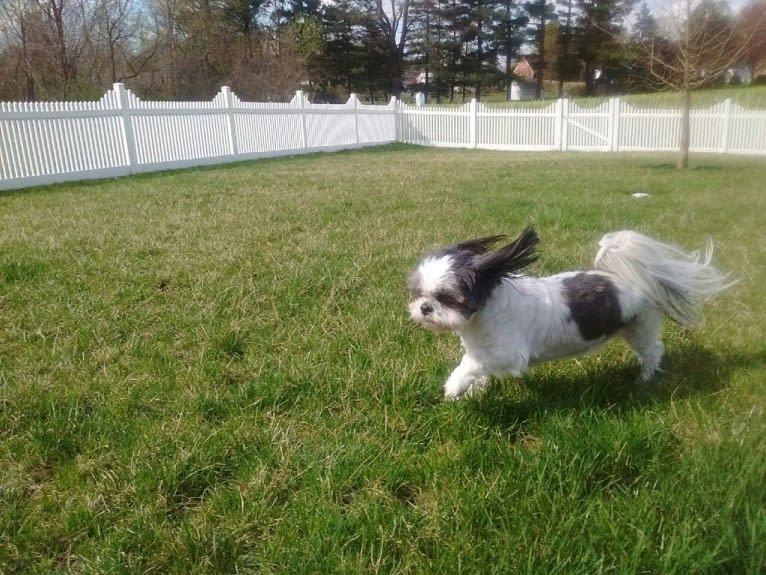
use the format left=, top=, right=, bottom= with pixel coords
left=444, top=382, right=468, bottom=400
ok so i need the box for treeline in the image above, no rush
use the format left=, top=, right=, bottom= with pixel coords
left=0, top=0, right=764, bottom=102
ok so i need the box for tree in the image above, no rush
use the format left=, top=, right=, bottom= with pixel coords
left=524, top=0, right=556, bottom=98
left=555, top=0, right=581, bottom=97
left=94, top=0, right=156, bottom=85
left=575, top=0, right=635, bottom=96
left=317, top=0, right=367, bottom=98
left=624, top=1, right=658, bottom=91
left=289, top=16, right=326, bottom=92
left=434, top=0, right=469, bottom=101
left=440, top=0, right=471, bottom=100
left=631, top=0, right=760, bottom=168
left=736, top=0, right=766, bottom=83
left=0, top=0, right=132, bottom=99
left=493, top=0, right=528, bottom=99
left=0, top=0, right=39, bottom=99
left=222, top=0, right=265, bottom=36
left=472, top=0, right=500, bottom=100
left=357, top=0, right=416, bottom=97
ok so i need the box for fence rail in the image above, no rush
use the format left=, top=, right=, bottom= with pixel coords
left=2, top=85, right=766, bottom=191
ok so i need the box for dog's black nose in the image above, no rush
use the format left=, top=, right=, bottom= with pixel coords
left=420, top=302, right=433, bottom=316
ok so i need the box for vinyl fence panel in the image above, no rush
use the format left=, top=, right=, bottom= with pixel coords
left=398, top=101, right=474, bottom=148
left=618, top=103, right=679, bottom=151
left=724, top=101, right=766, bottom=155
left=476, top=101, right=560, bottom=151
left=0, top=96, right=128, bottom=184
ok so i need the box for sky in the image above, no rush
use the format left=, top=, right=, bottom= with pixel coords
left=646, top=0, right=749, bottom=14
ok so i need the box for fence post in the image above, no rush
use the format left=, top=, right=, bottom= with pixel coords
left=350, top=93, right=360, bottom=146
left=390, top=96, right=399, bottom=143
left=721, top=98, right=732, bottom=154
left=560, top=99, right=570, bottom=151
left=221, top=86, right=238, bottom=158
left=469, top=98, right=478, bottom=149
left=114, top=82, right=137, bottom=169
left=608, top=97, right=620, bottom=152
left=296, top=91, right=308, bottom=150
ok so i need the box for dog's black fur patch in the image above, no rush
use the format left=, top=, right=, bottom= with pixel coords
left=459, top=228, right=539, bottom=313
left=563, top=273, right=625, bottom=340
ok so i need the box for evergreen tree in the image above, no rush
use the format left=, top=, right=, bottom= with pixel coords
left=493, top=0, right=528, bottom=99
left=462, top=0, right=504, bottom=100
left=625, top=1, right=659, bottom=92
left=574, top=0, right=635, bottom=95
left=319, top=0, right=367, bottom=99
left=555, top=0, right=581, bottom=96
left=524, top=0, right=556, bottom=98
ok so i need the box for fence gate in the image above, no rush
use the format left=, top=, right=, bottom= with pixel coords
left=561, top=99, right=619, bottom=152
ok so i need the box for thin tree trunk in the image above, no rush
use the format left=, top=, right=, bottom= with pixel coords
left=678, top=88, right=691, bottom=169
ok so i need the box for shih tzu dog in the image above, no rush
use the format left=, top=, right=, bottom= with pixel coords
left=408, top=228, right=734, bottom=399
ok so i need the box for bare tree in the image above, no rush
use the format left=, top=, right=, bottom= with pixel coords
left=94, top=0, right=156, bottom=85
left=0, top=0, right=35, bottom=99
left=0, top=0, right=144, bottom=99
left=633, top=0, right=763, bottom=168
left=37, top=0, right=91, bottom=97
left=359, top=0, right=416, bottom=97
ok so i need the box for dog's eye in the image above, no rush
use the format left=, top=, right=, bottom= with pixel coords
left=435, top=292, right=459, bottom=306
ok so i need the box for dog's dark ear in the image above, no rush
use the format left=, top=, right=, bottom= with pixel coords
left=460, top=228, right=539, bottom=312
left=476, top=227, right=539, bottom=278
left=454, top=235, right=507, bottom=255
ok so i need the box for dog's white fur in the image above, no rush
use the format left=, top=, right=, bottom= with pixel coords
left=408, top=229, right=734, bottom=399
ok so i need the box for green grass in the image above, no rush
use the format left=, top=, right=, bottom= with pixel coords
left=621, top=85, right=766, bottom=109
left=1, top=146, right=765, bottom=573
left=461, top=85, right=766, bottom=109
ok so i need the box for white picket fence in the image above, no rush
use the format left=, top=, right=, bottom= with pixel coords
left=2, top=84, right=766, bottom=191
left=0, top=83, right=398, bottom=191
left=398, top=98, right=766, bottom=154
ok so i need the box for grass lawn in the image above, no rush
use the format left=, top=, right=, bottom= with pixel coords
left=453, top=85, right=766, bottom=109
left=1, top=145, right=765, bottom=573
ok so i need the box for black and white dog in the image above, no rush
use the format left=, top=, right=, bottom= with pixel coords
left=408, top=228, right=734, bottom=399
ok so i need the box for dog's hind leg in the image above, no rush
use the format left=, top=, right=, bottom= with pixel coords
left=621, top=308, right=665, bottom=381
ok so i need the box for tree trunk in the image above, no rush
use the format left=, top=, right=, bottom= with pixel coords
left=21, top=19, right=36, bottom=101
left=678, top=88, right=691, bottom=169
left=535, top=17, right=545, bottom=99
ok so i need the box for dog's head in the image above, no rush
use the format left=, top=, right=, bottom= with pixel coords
left=407, top=228, right=539, bottom=332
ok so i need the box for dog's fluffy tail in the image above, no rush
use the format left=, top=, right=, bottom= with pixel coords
left=594, top=231, right=735, bottom=326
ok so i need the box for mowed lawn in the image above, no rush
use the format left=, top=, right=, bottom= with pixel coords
left=1, top=146, right=765, bottom=574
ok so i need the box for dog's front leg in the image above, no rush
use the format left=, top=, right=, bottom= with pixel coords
left=444, top=355, right=487, bottom=400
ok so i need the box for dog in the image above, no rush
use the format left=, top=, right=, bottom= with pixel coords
left=407, top=228, right=734, bottom=399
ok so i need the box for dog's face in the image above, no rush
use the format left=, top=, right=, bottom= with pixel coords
left=408, top=229, right=540, bottom=333
left=407, top=252, right=478, bottom=332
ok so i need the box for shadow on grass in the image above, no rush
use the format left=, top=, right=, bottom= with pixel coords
left=468, top=337, right=766, bottom=436
left=644, top=162, right=729, bottom=172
